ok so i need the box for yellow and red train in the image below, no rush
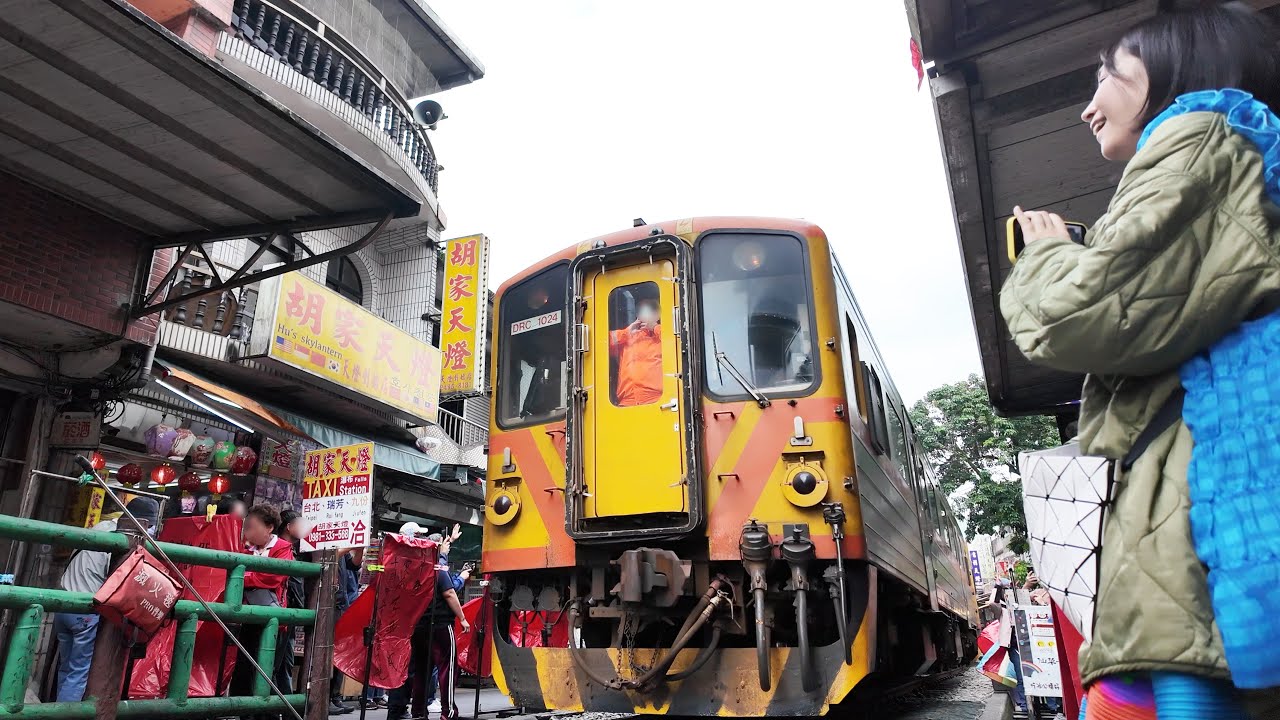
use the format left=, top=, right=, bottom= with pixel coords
left=482, top=217, right=978, bottom=716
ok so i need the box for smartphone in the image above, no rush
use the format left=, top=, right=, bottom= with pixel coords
left=1007, top=216, right=1088, bottom=263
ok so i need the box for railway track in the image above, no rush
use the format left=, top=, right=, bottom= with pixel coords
left=503, top=667, right=991, bottom=720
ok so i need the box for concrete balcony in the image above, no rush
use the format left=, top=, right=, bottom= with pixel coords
left=212, top=0, right=484, bottom=227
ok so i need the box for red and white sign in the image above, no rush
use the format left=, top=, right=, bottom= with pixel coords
left=511, top=311, right=562, bottom=336
left=301, top=442, right=373, bottom=552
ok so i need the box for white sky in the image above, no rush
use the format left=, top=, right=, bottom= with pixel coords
left=422, top=0, right=980, bottom=404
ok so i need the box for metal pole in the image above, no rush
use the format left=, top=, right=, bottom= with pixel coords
left=304, top=550, right=338, bottom=720
left=471, top=590, right=488, bottom=720
left=358, top=577, right=381, bottom=720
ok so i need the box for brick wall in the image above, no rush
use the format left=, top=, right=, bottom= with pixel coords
left=0, top=173, right=165, bottom=346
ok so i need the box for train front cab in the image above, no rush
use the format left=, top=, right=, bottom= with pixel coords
left=482, top=218, right=973, bottom=717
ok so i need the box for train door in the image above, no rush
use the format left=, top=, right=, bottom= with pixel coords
left=566, top=237, right=701, bottom=539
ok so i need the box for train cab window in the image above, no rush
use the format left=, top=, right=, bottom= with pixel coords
left=698, top=233, right=817, bottom=399
left=607, top=282, right=663, bottom=407
left=861, top=363, right=890, bottom=454
left=497, top=264, right=570, bottom=428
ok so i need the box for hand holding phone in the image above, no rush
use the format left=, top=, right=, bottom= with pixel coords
left=1007, top=215, right=1088, bottom=263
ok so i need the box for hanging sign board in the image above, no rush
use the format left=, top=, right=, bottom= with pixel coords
left=1013, top=604, right=1065, bottom=698
left=301, top=442, right=373, bottom=552
left=439, top=234, right=490, bottom=395
left=50, top=412, right=101, bottom=449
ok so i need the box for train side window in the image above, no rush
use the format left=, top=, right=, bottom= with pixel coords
left=886, top=402, right=911, bottom=480
left=861, top=362, right=889, bottom=454
left=845, top=317, right=869, bottom=422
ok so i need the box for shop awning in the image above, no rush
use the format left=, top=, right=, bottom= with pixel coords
left=271, top=409, right=440, bottom=481
left=156, top=362, right=440, bottom=480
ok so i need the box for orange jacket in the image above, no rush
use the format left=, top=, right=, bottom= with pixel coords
left=609, top=326, right=663, bottom=406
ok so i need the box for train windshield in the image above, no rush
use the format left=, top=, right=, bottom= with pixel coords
left=497, top=263, right=570, bottom=428
left=698, top=233, right=817, bottom=399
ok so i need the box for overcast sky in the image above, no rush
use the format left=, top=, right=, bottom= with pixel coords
left=422, top=1, right=980, bottom=404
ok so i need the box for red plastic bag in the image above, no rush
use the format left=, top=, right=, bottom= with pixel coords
left=333, top=534, right=439, bottom=689
left=977, top=619, right=1001, bottom=657
left=508, top=610, right=569, bottom=648
left=129, top=515, right=242, bottom=699
left=93, top=546, right=180, bottom=642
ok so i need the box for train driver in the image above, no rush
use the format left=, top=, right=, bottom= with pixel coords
left=609, top=295, right=663, bottom=406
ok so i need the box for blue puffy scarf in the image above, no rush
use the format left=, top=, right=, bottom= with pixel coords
left=1149, top=89, right=1280, bottom=690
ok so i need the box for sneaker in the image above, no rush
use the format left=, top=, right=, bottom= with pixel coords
left=376, top=697, right=389, bottom=708
left=329, top=699, right=355, bottom=716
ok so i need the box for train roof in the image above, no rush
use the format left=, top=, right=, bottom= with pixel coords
left=907, top=0, right=1280, bottom=416
left=492, top=216, right=825, bottom=295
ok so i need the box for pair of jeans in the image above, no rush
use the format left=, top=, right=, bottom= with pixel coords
left=272, top=626, right=294, bottom=695
left=53, top=613, right=99, bottom=702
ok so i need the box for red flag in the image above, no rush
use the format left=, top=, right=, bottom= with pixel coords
left=455, top=596, right=493, bottom=677
left=1052, top=600, right=1085, bottom=719
left=128, top=515, right=243, bottom=699
left=333, top=534, right=439, bottom=688
left=910, top=37, right=925, bottom=90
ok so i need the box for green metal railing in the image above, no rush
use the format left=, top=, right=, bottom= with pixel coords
left=0, top=514, right=325, bottom=719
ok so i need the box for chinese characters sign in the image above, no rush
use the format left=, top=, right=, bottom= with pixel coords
left=1013, top=605, right=1064, bottom=698
left=969, top=550, right=984, bottom=589
left=301, top=442, right=374, bottom=552
left=253, top=272, right=440, bottom=424
left=440, top=234, right=490, bottom=395
left=51, top=412, right=101, bottom=449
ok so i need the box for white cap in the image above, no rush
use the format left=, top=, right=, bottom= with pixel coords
left=399, top=521, right=426, bottom=537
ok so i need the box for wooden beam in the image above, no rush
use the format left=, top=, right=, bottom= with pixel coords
left=974, top=65, right=1098, bottom=133
left=972, top=0, right=1155, bottom=99
left=989, top=122, right=1118, bottom=214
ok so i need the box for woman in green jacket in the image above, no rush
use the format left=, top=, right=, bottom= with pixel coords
left=1000, top=3, right=1280, bottom=717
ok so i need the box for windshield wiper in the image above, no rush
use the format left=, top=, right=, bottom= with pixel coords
left=712, top=333, right=771, bottom=408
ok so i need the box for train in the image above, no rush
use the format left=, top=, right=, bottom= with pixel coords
left=481, top=217, right=979, bottom=716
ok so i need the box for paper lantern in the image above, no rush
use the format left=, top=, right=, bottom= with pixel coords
left=88, top=451, right=106, bottom=472
left=177, top=471, right=202, bottom=494
left=143, top=424, right=177, bottom=457
left=211, top=441, right=235, bottom=471
left=118, top=463, right=143, bottom=487
left=168, top=428, right=196, bottom=460
left=229, top=446, right=257, bottom=476
left=188, top=436, right=215, bottom=468
left=208, top=473, right=230, bottom=495
left=150, top=464, right=176, bottom=487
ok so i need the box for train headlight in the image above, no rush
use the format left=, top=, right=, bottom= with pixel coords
left=485, top=487, right=521, bottom=526
left=782, top=465, right=828, bottom=508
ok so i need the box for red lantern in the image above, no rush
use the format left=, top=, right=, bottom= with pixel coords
left=229, top=446, right=257, bottom=476
left=150, top=464, right=176, bottom=487
left=88, top=451, right=106, bottom=472
left=208, top=473, right=230, bottom=495
left=117, top=463, right=143, bottom=487
left=177, top=471, right=202, bottom=494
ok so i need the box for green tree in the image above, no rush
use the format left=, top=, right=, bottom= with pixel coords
left=909, top=374, right=1059, bottom=551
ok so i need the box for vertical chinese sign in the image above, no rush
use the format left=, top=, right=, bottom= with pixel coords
left=440, top=234, right=490, bottom=395
left=969, top=549, right=984, bottom=589
left=301, top=442, right=374, bottom=552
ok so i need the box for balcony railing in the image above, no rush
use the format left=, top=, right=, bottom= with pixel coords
left=227, top=0, right=440, bottom=195
left=437, top=406, right=488, bottom=448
